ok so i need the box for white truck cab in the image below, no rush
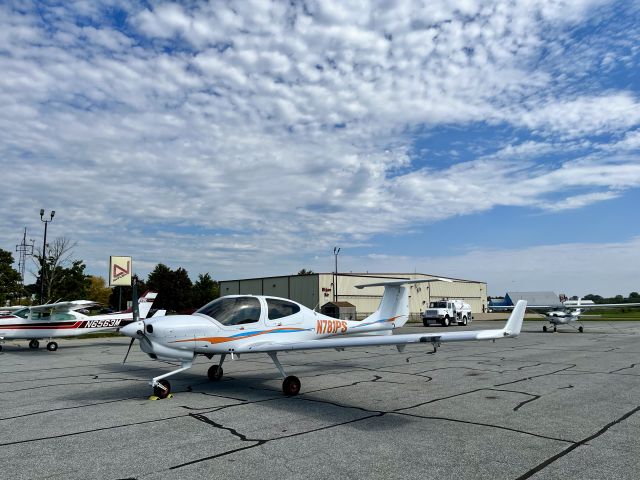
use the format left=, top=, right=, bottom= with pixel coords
left=422, top=299, right=472, bottom=327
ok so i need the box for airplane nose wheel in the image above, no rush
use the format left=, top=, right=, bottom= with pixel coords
left=29, top=339, right=39, bottom=349
left=153, top=379, right=171, bottom=399
left=282, top=375, right=301, bottom=396
left=578, top=326, right=584, bottom=333
left=207, top=365, right=223, bottom=381
left=46, top=341, right=58, bottom=352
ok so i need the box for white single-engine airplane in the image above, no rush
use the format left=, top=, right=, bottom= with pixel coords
left=0, top=291, right=158, bottom=351
left=494, top=299, right=640, bottom=333
left=121, top=279, right=526, bottom=398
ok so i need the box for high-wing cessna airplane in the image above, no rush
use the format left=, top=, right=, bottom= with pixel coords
left=121, top=279, right=526, bottom=399
left=0, top=291, right=158, bottom=351
left=494, top=299, right=640, bottom=333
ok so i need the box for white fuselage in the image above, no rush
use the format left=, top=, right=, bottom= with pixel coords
left=0, top=309, right=136, bottom=340
left=125, top=295, right=403, bottom=362
left=546, top=310, right=580, bottom=325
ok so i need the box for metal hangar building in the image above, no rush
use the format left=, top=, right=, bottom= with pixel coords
left=219, top=273, right=487, bottom=321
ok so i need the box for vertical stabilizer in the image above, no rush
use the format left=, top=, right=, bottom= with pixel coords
left=355, top=278, right=454, bottom=329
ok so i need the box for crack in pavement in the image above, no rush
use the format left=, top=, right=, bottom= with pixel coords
left=514, top=405, right=640, bottom=480
left=394, top=411, right=573, bottom=444
left=493, top=365, right=577, bottom=386
left=609, top=362, right=638, bottom=374
left=169, top=411, right=385, bottom=470
left=0, top=377, right=138, bottom=395
left=0, top=396, right=140, bottom=421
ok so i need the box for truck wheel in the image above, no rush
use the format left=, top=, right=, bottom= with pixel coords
left=442, top=316, right=450, bottom=327
left=459, top=316, right=467, bottom=326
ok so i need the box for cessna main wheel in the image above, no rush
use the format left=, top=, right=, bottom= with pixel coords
left=46, top=341, right=58, bottom=352
left=153, top=379, right=171, bottom=399
left=207, top=365, right=223, bottom=381
left=282, top=375, right=301, bottom=396
left=29, top=339, right=39, bottom=349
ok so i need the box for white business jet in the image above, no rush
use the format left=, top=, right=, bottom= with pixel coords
left=0, top=291, right=158, bottom=351
left=121, top=279, right=526, bottom=398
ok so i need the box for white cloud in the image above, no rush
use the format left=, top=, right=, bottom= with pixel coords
left=0, top=0, right=639, bottom=291
left=332, top=237, right=640, bottom=297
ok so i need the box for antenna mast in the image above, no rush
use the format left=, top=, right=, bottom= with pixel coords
left=15, top=227, right=34, bottom=287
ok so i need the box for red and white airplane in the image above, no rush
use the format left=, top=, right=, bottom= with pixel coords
left=0, top=291, right=158, bottom=352
left=121, top=280, right=526, bottom=399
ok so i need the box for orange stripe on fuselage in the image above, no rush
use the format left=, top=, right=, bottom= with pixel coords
left=172, top=327, right=307, bottom=344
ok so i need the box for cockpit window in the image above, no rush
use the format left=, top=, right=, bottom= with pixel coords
left=14, top=308, right=29, bottom=319
left=196, top=297, right=261, bottom=326
left=267, top=299, right=300, bottom=320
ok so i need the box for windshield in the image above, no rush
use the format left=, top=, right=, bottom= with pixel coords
left=13, top=308, right=30, bottom=318
left=429, top=302, right=447, bottom=308
left=196, top=297, right=261, bottom=326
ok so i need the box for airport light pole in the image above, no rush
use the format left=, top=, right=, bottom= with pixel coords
left=39, top=209, right=55, bottom=304
left=333, top=246, right=340, bottom=302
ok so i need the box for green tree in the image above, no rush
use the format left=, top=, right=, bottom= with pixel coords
left=0, top=249, right=22, bottom=306
left=32, top=236, right=77, bottom=303
left=191, top=273, right=220, bottom=307
left=108, top=274, right=148, bottom=311
left=147, top=264, right=193, bottom=312
left=87, top=276, right=112, bottom=305
left=297, top=268, right=315, bottom=275
left=49, top=260, right=89, bottom=300
left=583, top=294, right=603, bottom=303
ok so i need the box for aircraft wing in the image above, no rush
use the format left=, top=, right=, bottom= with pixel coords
left=29, top=300, right=98, bottom=312
left=238, top=301, right=527, bottom=354
left=491, top=304, right=560, bottom=311
left=575, top=303, right=640, bottom=309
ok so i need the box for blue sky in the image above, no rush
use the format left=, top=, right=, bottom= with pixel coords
left=1, top=1, right=639, bottom=297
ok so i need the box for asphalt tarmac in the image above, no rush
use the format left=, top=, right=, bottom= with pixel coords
left=1, top=321, right=639, bottom=480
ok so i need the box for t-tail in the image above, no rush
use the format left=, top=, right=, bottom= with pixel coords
left=355, top=278, right=454, bottom=329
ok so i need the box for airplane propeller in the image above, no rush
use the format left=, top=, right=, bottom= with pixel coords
left=122, top=279, right=141, bottom=365
left=123, top=337, right=136, bottom=364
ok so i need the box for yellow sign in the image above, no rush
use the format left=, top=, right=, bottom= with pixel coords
left=109, top=256, right=132, bottom=286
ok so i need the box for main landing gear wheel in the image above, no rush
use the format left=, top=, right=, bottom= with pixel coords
left=543, top=325, right=547, bottom=332
left=153, top=379, right=171, bottom=399
left=579, top=326, right=584, bottom=333
left=46, top=341, right=58, bottom=352
left=442, top=316, right=450, bottom=327
left=207, top=365, right=223, bottom=381
left=553, top=326, right=557, bottom=333
left=282, top=375, right=301, bottom=396
left=29, top=339, right=39, bottom=349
